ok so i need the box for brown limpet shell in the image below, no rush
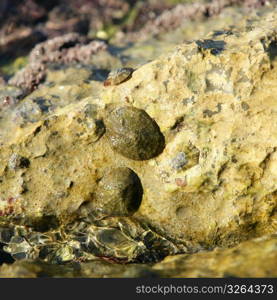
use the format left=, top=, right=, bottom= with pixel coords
left=105, top=106, right=165, bottom=160
left=94, top=167, right=143, bottom=217
left=79, top=167, right=143, bottom=218
left=104, top=68, right=134, bottom=86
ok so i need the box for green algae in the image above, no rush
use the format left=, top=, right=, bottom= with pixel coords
left=0, top=56, right=28, bottom=78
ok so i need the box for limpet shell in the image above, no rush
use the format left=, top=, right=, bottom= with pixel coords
left=104, top=68, right=134, bottom=86
left=105, top=106, right=165, bottom=160
left=93, top=167, right=143, bottom=217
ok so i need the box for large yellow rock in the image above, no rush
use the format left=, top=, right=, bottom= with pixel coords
left=1, top=11, right=277, bottom=251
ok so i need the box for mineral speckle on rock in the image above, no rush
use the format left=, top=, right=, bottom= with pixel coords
left=8, top=154, right=30, bottom=170
left=170, top=152, right=187, bottom=170
left=105, top=106, right=165, bottom=160
left=196, top=39, right=226, bottom=56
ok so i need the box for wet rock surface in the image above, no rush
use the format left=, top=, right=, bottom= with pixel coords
left=0, top=234, right=276, bottom=278
left=0, top=1, right=277, bottom=277
left=0, top=216, right=180, bottom=264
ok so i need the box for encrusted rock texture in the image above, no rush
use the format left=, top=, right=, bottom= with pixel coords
left=0, top=4, right=277, bottom=277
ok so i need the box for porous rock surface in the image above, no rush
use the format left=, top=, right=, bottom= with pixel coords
left=1, top=10, right=277, bottom=259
